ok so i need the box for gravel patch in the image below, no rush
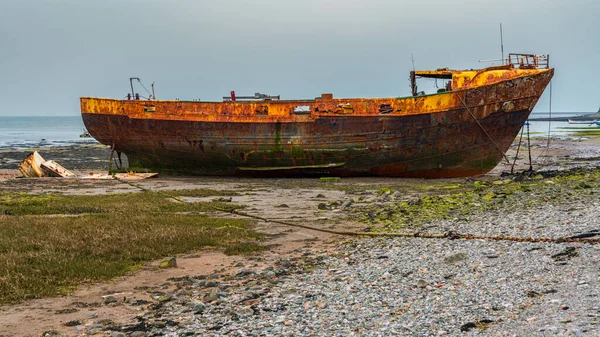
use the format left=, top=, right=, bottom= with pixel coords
left=80, top=189, right=600, bottom=337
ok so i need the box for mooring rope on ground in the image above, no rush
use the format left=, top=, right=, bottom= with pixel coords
left=110, top=173, right=599, bottom=245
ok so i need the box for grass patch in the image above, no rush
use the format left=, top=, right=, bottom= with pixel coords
left=0, top=190, right=262, bottom=305
left=566, top=130, right=600, bottom=137
left=359, top=169, right=600, bottom=229
left=0, top=190, right=238, bottom=216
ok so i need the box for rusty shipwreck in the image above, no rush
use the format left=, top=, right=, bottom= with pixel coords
left=80, top=53, right=553, bottom=178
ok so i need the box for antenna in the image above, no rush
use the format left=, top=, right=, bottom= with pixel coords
left=411, top=53, right=416, bottom=71
left=500, top=23, right=504, bottom=63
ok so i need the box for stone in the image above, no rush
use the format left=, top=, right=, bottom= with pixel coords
left=130, top=332, right=147, bottom=337
left=459, top=322, right=477, bottom=332
left=204, top=287, right=219, bottom=302
left=103, top=295, right=118, bottom=305
left=63, top=320, right=82, bottom=327
left=192, top=301, right=206, bottom=314
left=159, top=257, right=177, bottom=268
left=55, top=308, right=78, bottom=314
left=41, top=331, right=64, bottom=337
left=417, top=280, right=427, bottom=289
left=96, top=318, right=115, bottom=326
left=314, top=299, right=328, bottom=309
left=205, top=280, right=218, bottom=287
left=444, top=252, right=468, bottom=264
left=237, top=306, right=254, bottom=316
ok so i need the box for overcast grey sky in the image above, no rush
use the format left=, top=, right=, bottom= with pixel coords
left=1, top=0, right=598, bottom=116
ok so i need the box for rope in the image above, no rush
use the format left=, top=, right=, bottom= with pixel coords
left=527, top=120, right=533, bottom=171
left=510, top=126, right=525, bottom=174
left=136, top=79, right=153, bottom=97
left=108, top=168, right=599, bottom=245
left=222, top=208, right=600, bottom=245
left=453, top=92, right=510, bottom=164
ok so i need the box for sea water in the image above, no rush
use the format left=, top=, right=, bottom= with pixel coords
left=528, top=112, right=598, bottom=137
left=0, top=116, right=98, bottom=150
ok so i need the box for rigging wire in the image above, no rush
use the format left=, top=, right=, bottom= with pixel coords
left=531, top=80, right=553, bottom=166
left=136, top=78, right=153, bottom=97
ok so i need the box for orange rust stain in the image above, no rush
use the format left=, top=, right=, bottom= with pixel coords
left=80, top=68, right=552, bottom=124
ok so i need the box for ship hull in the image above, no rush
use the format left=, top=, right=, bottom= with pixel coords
left=81, top=69, right=553, bottom=178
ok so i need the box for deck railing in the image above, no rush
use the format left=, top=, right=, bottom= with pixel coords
left=507, top=53, right=549, bottom=69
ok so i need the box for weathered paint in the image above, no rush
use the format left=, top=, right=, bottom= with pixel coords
left=81, top=66, right=553, bottom=178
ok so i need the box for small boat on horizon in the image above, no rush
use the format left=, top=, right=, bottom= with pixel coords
left=568, top=119, right=598, bottom=124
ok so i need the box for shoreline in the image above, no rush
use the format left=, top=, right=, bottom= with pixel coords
left=529, top=112, right=600, bottom=122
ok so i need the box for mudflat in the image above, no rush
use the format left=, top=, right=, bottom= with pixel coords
left=1, top=135, right=600, bottom=336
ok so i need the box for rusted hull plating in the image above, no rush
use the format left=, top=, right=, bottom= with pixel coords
left=81, top=69, right=553, bottom=178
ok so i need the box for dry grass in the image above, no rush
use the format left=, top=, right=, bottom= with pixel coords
left=0, top=189, right=263, bottom=305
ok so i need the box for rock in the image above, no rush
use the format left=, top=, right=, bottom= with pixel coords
left=110, top=333, right=126, bottom=337
left=214, top=197, right=232, bottom=202
left=482, top=192, right=496, bottom=200
left=459, top=322, right=477, bottom=332
left=551, top=247, right=579, bottom=262
left=55, top=308, right=78, bottom=314
left=205, top=280, right=218, bottom=287
left=103, top=295, right=118, bottom=305
left=236, top=269, right=254, bottom=277
left=97, top=318, right=115, bottom=327
left=236, top=306, right=254, bottom=316
left=561, top=305, right=570, bottom=310
left=576, top=181, right=592, bottom=189
left=89, top=312, right=98, bottom=318
left=444, top=252, right=468, bottom=264
left=41, top=330, right=64, bottom=337
left=63, top=320, right=82, bottom=327
left=315, top=193, right=326, bottom=198
left=342, top=200, right=352, bottom=208
left=159, top=257, right=177, bottom=268
left=128, top=299, right=151, bottom=306
left=192, top=301, right=206, bottom=314
left=130, top=332, right=147, bottom=337
left=317, top=203, right=328, bottom=210
left=204, top=287, right=219, bottom=302
left=314, top=299, right=328, bottom=309
left=86, top=324, right=104, bottom=335
left=527, top=317, right=537, bottom=322
left=416, top=280, right=427, bottom=288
